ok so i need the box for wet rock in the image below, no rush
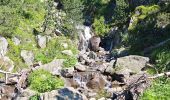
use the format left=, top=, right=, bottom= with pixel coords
left=0, top=85, right=17, bottom=100
left=88, top=51, right=97, bottom=60
left=35, top=59, right=64, bottom=75
left=0, top=56, right=14, bottom=72
left=12, top=37, right=21, bottom=46
left=21, top=50, right=34, bottom=66
left=65, top=78, right=80, bottom=88
left=75, top=63, right=87, bottom=72
left=61, top=67, right=74, bottom=78
left=76, top=25, right=92, bottom=51
left=57, top=87, right=88, bottom=100
left=37, top=35, right=46, bottom=48
left=61, top=50, right=73, bottom=56
left=86, top=74, right=106, bottom=91
left=89, top=36, right=101, bottom=52
left=0, top=36, right=8, bottom=57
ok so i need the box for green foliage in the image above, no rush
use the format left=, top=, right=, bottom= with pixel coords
left=7, top=39, right=27, bottom=72
left=128, top=5, right=160, bottom=30
left=140, top=77, right=170, bottom=100
left=151, top=42, right=170, bottom=72
left=92, top=16, right=110, bottom=36
left=112, top=0, right=129, bottom=25
left=0, top=0, right=46, bottom=37
left=29, top=94, right=40, bottom=100
left=35, top=36, right=78, bottom=67
left=28, top=69, right=64, bottom=93
left=63, top=57, right=77, bottom=68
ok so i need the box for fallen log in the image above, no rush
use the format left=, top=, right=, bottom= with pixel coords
left=148, top=72, right=170, bottom=79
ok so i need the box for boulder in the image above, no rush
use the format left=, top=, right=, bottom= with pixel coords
left=0, top=36, right=8, bottom=57
left=40, top=90, right=59, bottom=100
left=75, top=63, right=87, bottom=72
left=35, top=59, right=64, bottom=75
left=37, top=35, right=46, bottom=48
left=115, top=55, right=149, bottom=74
left=21, top=50, right=34, bottom=66
left=61, top=50, right=73, bottom=56
left=89, top=36, right=101, bottom=52
left=86, top=74, right=106, bottom=91
left=57, top=87, right=88, bottom=100
left=12, top=37, right=21, bottom=46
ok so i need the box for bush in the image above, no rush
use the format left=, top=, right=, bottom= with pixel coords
left=92, top=16, right=110, bottom=36
left=140, top=77, right=170, bottom=100
left=29, top=94, right=40, bottom=100
left=63, top=57, right=78, bottom=68
left=28, top=69, right=64, bottom=93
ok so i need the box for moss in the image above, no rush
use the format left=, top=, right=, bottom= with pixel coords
left=128, top=5, right=160, bottom=30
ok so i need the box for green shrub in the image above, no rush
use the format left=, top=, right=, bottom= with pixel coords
left=29, top=94, right=40, bottom=100
left=28, top=69, right=64, bottom=93
left=151, top=43, right=170, bottom=73
left=63, top=56, right=78, bottom=68
left=128, top=5, right=160, bottom=30
left=140, top=77, right=170, bottom=100
left=92, top=16, right=110, bottom=36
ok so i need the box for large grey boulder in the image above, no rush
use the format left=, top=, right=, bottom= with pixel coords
left=37, top=35, right=46, bottom=48
left=35, top=59, right=64, bottom=75
left=21, top=50, right=34, bottom=66
left=0, top=36, right=8, bottom=57
left=114, top=55, right=149, bottom=75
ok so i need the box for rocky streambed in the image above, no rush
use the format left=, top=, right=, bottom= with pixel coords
left=0, top=35, right=151, bottom=100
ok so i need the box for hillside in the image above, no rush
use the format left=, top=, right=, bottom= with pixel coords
left=0, top=0, right=170, bottom=100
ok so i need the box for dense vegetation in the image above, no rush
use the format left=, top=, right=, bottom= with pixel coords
left=28, top=69, right=64, bottom=93
left=0, top=0, right=170, bottom=99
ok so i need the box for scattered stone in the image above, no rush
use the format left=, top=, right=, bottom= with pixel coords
left=21, top=50, right=34, bottom=66
left=12, top=37, right=21, bottom=46
left=37, top=35, right=46, bottom=48
left=40, top=90, right=58, bottom=100
left=61, top=50, right=73, bottom=56
left=0, top=56, right=14, bottom=72
left=89, top=98, right=96, bottom=100
left=0, top=36, right=8, bottom=57
left=61, top=43, right=68, bottom=49
left=0, top=85, right=17, bottom=100
left=75, top=63, right=87, bottom=72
